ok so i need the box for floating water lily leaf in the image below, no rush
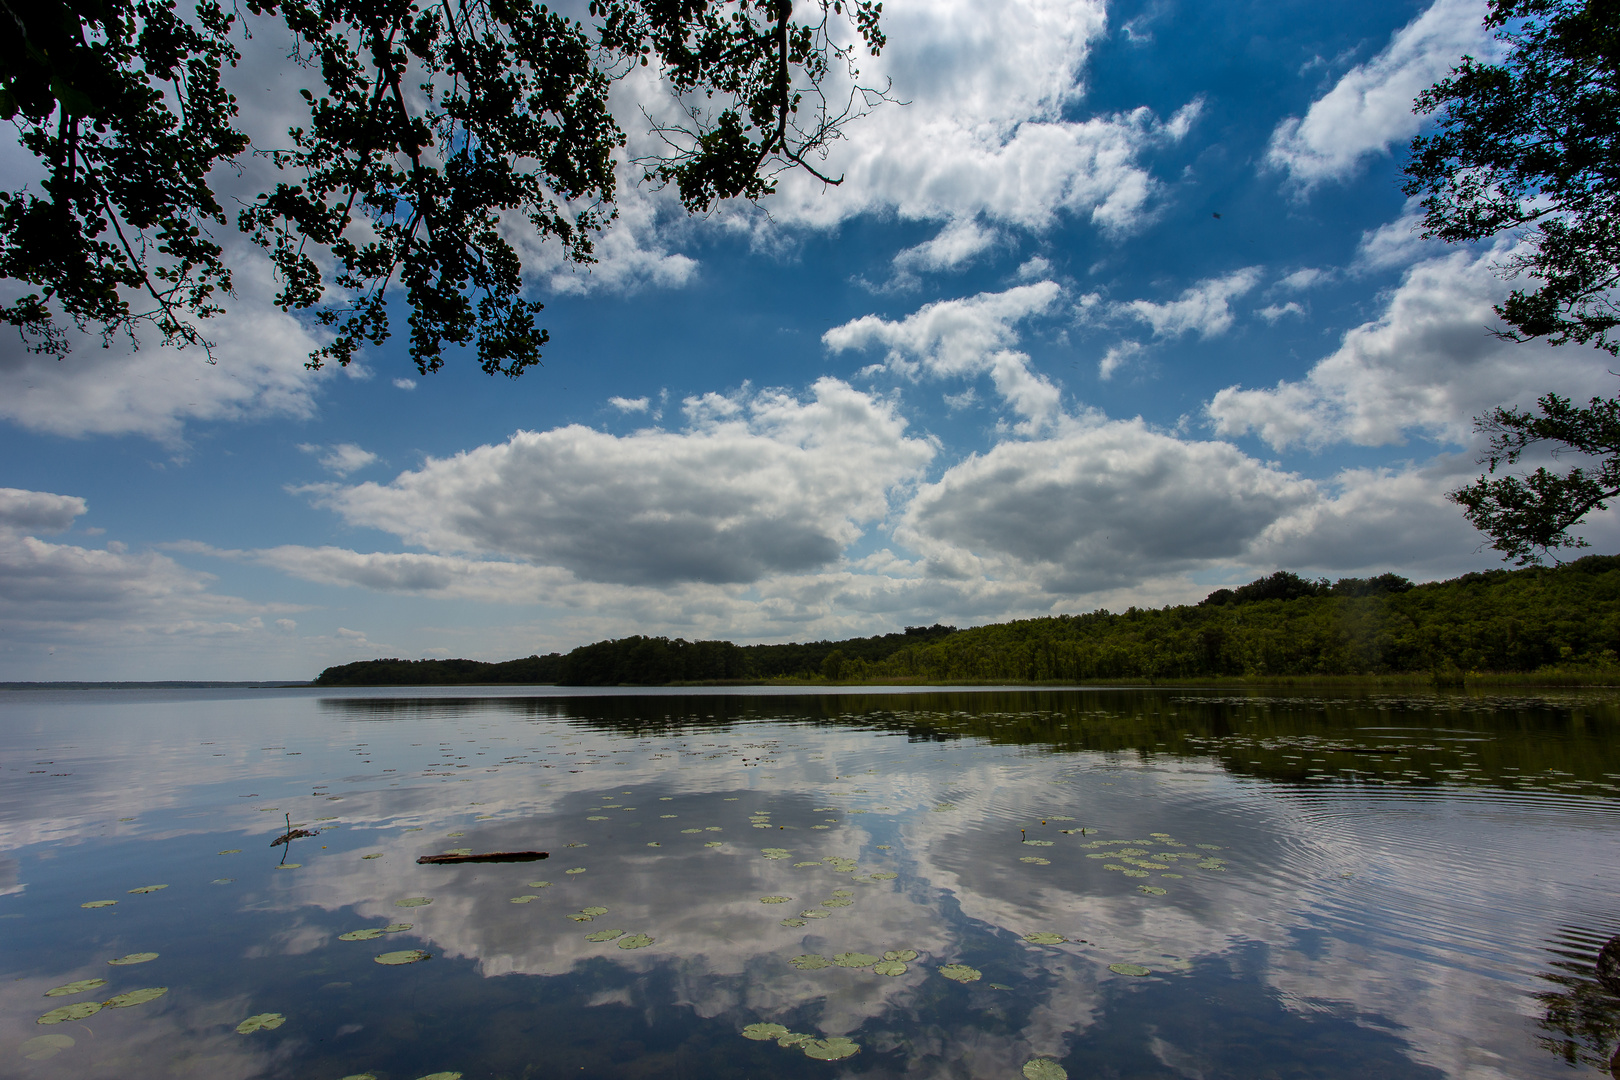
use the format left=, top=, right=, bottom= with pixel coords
left=580, top=906, right=609, bottom=916
left=446, top=832, right=464, bottom=838
left=361, top=853, right=383, bottom=860
left=793, top=861, right=819, bottom=868
left=340, top=928, right=385, bottom=941
left=646, top=842, right=660, bottom=847
left=821, top=897, right=852, bottom=908
left=1022, top=840, right=1053, bottom=847
left=21, top=1033, right=74, bottom=1059
left=1019, top=857, right=1051, bottom=865
left=681, top=829, right=702, bottom=834
left=1108, top=963, right=1151, bottom=976
left=789, top=954, right=831, bottom=970
left=81, top=900, right=117, bottom=909
left=1161, top=873, right=1183, bottom=879
left=375, top=950, right=431, bottom=965
left=509, top=895, right=541, bottom=904
left=868, top=871, right=897, bottom=880
left=128, top=884, right=168, bottom=894
left=585, top=929, right=625, bottom=942
left=742, top=1023, right=789, bottom=1041
left=38, top=1002, right=100, bottom=1024
left=780, top=918, right=807, bottom=927
left=337, top=1075, right=377, bottom=1080
left=212, top=878, right=235, bottom=884
left=761, top=848, right=790, bottom=859
left=1025, top=933, right=1066, bottom=945
left=218, top=850, right=241, bottom=855
left=527, top=881, right=551, bottom=889
left=566, top=913, right=595, bottom=922
left=586, top=816, right=610, bottom=821
left=565, top=868, right=586, bottom=875
left=395, top=897, right=432, bottom=908
left=705, top=827, right=722, bottom=832
left=798, top=909, right=829, bottom=919
left=276, top=863, right=302, bottom=870
left=873, top=960, right=907, bottom=976
left=108, top=952, right=158, bottom=965
left=777, top=1032, right=813, bottom=1048
left=384, top=923, right=411, bottom=933
left=618, top=934, right=654, bottom=949
left=938, top=964, right=981, bottom=983
left=883, top=949, right=918, bottom=962
left=417, top=1073, right=462, bottom=1079
left=759, top=896, right=792, bottom=904
left=834, top=952, right=879, bottom=968
left=104, top=987, right=166, bottom=1008
left=1121, top=869, right=1147, bottom=878
left=1023, top=1058, right=1068, bottom=1080
left=1138, top=885, right=1168, bottom=896
left=802, top=1036, right=859, bottom=1061
left=46, top=978, right=107, bottom=997
left=236, top=1012, right=285, bottom=1033
left=1196, top=844, right=1221, bottom=850
left=704, top=842, right=723, bottom=848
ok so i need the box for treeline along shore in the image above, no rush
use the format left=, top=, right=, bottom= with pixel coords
left=314, top=556, right=1620, bottom=687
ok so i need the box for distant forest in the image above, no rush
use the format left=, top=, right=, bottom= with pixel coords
left=312, top=556, right=1620, bottom=686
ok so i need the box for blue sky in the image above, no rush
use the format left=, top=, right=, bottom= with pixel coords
left=3, top=0, right=1616, bottom=680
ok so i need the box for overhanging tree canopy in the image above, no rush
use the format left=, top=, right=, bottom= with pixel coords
left=1405, top=0, right=1620, bottom=563
left=0, top=0, right=886, bottom=375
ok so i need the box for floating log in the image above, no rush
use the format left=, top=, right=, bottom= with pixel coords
left=416, top=851, right=549, bottom=864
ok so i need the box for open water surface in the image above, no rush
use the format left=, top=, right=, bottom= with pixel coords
left=2, top=685, right=1619, bottom=1080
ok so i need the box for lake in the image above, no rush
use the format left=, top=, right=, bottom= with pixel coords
left=2, top=685, right=1619, bottom=1079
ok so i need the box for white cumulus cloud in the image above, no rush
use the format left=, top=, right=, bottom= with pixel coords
left=303, top=378, right=935, bottom=586
left=1118, top=267, right=1263, bottom=339
left=1266, top=0, right=1491, bottom=188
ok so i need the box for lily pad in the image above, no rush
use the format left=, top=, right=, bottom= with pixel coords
left=21, top=1034, right=75, bottom=1059
left=777, top=1032, right=813, bottom=1047
left=104, top=987, right=167, bottom=1008
left=565, top=868, right=587, bottom=875
left=821, top=897, right=852, bottom=908
left=375, top=949, right=431, bottom=965
left=793, top=861, right=820, bottom=868
left=834, top=952, right=879, bottom=968
left=704, top=842, right=723, bottom=848
left=527, top=881, right=552, bottom=888
left=339, top=928, right=386, bottom=941
left=1138, top=885, right=1168, bottom=896
left=38, top=1002, right=100, bottom=1024
left=868, top=871, right=898, bottom=880
left=759, top=896, right=792, bottom=904
left=580, top=906, right=609, bottom=916
left=417, top=1073, right=462, bottom=1080
left=938, top=964, right=981, bottom=983
left=585, top=929, right=625, bottom=942
left=646, top=842, right=660, bottom=847
left=218, top=850, right=242, bottom=855
left=587, top=816, right=610, bottom=821
left=883, top=949, right=918, bottom=962
left=1025, top=933, right=1066, bottom=945
left=395, top=897, right=432, bottom=908
left=108, top=952, right=159, bottom=965
left=1108, top=963, right=1151, bottom=976
left=384, top=923, right=411, bottom=933
left=1022, top=840, right=1053, bottom=847
left=509, top=895, right=542, bottom=904
left=80, top=900, right=117, bottom=909
left=618, top=933, right=654, bottom=949
left=798, top=909, right=830, bottom=919
left=1023, top=1058, right=1068, bottom=1080
left=760, top=848, right=791, bottom=859
left=742, top=1023, right=789, bottom=1041
left=1019, top=857, right=1051, bottom=865
left=128, top=884, right=168, bottom=893
left=780, top=918, right=807, bottom=927
left=212, top=878, right=235, bottom=884
left=873, top=959, right=907, bottom=976
left=236, top=1012, right=285, bottom=1033
left=45, top=978, right=107, bottom=997
left=681, top=829, right=702, bottom=834
left=789, top=954, right=832, bottom=970
left=802, top=1036, right=860, bottom=1061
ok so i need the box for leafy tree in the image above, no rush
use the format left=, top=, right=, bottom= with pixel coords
left=1, top=0, right=886, bottom=374
left=1404, top=0, right=1620, bottom=561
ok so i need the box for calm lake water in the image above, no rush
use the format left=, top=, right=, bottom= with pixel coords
left=2, top=685, right=1619, bottom=1080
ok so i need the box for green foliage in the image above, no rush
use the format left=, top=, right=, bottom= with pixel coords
left=2, top=0, right=887, bottom=373
left=1450, top=392, right=1620, bottom=563
left=1404, top=0, right=1620, bottom=355
left=314, top=563, right=1620, bottom=685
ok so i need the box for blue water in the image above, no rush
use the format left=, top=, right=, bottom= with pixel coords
left=2, top=685, right=1618, bottom=1079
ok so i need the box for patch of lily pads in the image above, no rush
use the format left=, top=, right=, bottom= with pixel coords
left=740, top=1023, right=859, bottom=1061
left=374, top=949, right=431, bottom=965
left=45, top=978, right=107, bottom=997
left=236, top=1012, right=285, bottom=1033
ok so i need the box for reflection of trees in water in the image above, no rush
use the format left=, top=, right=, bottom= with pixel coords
left=1536, top=927, right=1620, bottom=1076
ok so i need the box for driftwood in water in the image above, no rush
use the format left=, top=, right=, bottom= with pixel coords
left=271, top=812, right=317, bottom=846
left=416, top=851, right=550, bottom=864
